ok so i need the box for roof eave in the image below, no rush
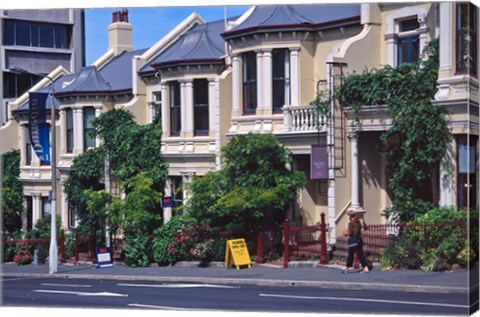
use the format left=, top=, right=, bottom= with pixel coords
left=221, top=15, right=360, bottom=40
left=151, top=58, right=225, bottom=70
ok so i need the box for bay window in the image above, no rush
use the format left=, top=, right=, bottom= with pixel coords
left=83, top=107, right=96, bottom=150
left=272, top=49, right=290, bottom=113
left=242, top=52, right=257, bottom=114
left=66, top=108, right=73, bottom=153
left=193, top=79, right=209, bottom=135
left=397, top=18, right=420, bottom=65
left=456, top=3, right=477, bottom=76
left=170, top=81, right=181, bottom=136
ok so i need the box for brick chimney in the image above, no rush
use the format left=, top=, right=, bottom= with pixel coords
left=108, top=8, right=132, bottom=55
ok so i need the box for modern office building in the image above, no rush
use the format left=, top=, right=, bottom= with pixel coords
left=0, top=8, right=85, bottom=126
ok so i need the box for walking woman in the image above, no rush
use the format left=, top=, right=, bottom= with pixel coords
left=342, top=209, right=370, bottom=273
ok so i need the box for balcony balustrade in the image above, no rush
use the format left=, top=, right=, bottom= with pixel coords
left=283, top=105, right=327, bottom=132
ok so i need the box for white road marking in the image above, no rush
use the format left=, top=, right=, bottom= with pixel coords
left=33, top=290, right=128, bottom=297
left=118, top=283, right=240, bottom=289
left=128, top=303, right=219, bottom=311
left=2, top=277, right=43, bottom=282
left=259, top=293, right=468, bottom=309
left=41, top=283, right=92, bottom=288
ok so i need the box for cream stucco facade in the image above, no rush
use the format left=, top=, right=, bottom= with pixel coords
left=4, top=3, right=479, bottom=249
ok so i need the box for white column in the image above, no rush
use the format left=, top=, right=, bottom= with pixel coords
left=60, top=180, right=68, bottom=230
left=439, top=3, right=452, bottom=71
left=256, top=50, right=263, bottom=115
left=290, top=48, right=300, bottom=107
left=348, top=130, right=365, bottom=213
left=181, top=172, right=195, bottom=203
left=148, top=103, right=155, bottom=124
left=22, top=197, right=28, bottom=232
left=73, top=108, right=84, bottom=154
left=20, top=124, right=26, bottom=165
left=161, top=83, right=169, bottom=138
left=163, top=177, right=172, bottom=224
left=184, top=80, right=194, bottom=138
left=208, top=78, right=216, bottom=137
left=386, top=34, right=396, bottom=66
left=180, top=81, right=187, bottom=138
left=439, top=143, right=455, bottom=206
left=59, top=109, right=66, bottom=155
left=231, top=54, right=240, bottom=117
left=95, top=107, right=102, bottom=147
left=263, top=50, right=273, bottom=116
left=32, top=194, right=42, bottom=227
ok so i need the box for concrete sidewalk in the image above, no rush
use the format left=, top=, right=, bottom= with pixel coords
left=1, top=262, right=475, bottom=295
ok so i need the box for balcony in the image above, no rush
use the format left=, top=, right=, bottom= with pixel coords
left=282, top=105, right=327, bottom=133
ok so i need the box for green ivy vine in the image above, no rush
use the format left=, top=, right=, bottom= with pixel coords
left=337, top=38, right=452, bottom=221
left=310, top=90, right=330, bottom=129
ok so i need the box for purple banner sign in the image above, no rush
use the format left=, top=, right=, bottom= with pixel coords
left=311, top=145, right=328, bottom=180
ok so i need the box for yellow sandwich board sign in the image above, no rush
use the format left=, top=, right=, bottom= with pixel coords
left=225, top=238, right=252, bottom=270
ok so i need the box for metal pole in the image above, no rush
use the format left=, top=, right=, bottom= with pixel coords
left=49, top=77, right=58, bottom=274
left=10, top=67, right=58, bottom=274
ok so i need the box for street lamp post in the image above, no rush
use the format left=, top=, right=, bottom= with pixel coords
left=11, top=67, right=58, bottom=274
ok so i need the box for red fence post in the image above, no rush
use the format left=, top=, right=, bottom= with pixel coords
left=319, top=212, right=328, bottom=264
left=74, top=232, right=79, bottom=265
left=59, top=230, right=66, bottom=263
left=256, top=231, right=264, bottom=264
left=284, top=219, right=289, bottom=268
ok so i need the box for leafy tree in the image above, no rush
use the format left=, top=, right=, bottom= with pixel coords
left=90, top=109, right=167, bottom=191
left=186, top=133, right=306, bottom=238
left=338, top=38, right=450, bottom=221
left=1, top=150, right=23, bottom=235
left=64, top=108, right=168, bottom=260
left=63, top=148, right=105, bottom=222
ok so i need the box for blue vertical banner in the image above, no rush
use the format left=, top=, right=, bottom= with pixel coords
left=28, top=92, right=51, bottom=164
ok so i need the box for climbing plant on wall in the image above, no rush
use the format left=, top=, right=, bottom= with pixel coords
left=1, top=150, right=23, bottom=235
left=337, top=38, right=451, bottom=221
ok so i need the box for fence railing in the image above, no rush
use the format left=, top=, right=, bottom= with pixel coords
left=3, top=230, right=97, bottom=265
left=256, top=213, right=329, bottom=268
left=361, top=220, right=470, bottom=259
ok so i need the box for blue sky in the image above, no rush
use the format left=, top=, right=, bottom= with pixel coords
left=84, top=6, right=250, bottom=64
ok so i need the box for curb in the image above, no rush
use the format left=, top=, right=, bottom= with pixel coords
left=1, top=272, right=468, bottom=295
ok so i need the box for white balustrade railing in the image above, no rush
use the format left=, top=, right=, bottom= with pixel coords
left=283, top=105, right=327, bottom=132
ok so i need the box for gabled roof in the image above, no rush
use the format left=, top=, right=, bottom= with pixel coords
left=222, top=4, right=360, bottom=39
left=55, top=48, right=147, bottom=97
left=145, top=18, right=232, bottom=71
left=13, top=73, right=76, bottom=113
left=13, top=48, right=148, bottom=115
left=56, top=66, right=111, bottom=95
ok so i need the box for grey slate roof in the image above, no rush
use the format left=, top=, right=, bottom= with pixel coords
left=14, top=73, right=76, bottom=112
left=56, top=48, right=147, bottom=96
left=143, top=18, right=232, bottom=73
left=222, top=4, right=360, bottom=38
left=13, top=48, right=147, bottom=113
left=99, top=48, right=147, bottom=92
left=57, top=66, right=111, bottom=95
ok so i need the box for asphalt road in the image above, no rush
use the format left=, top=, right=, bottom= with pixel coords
left=1, top=275, right=470, bottom=315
